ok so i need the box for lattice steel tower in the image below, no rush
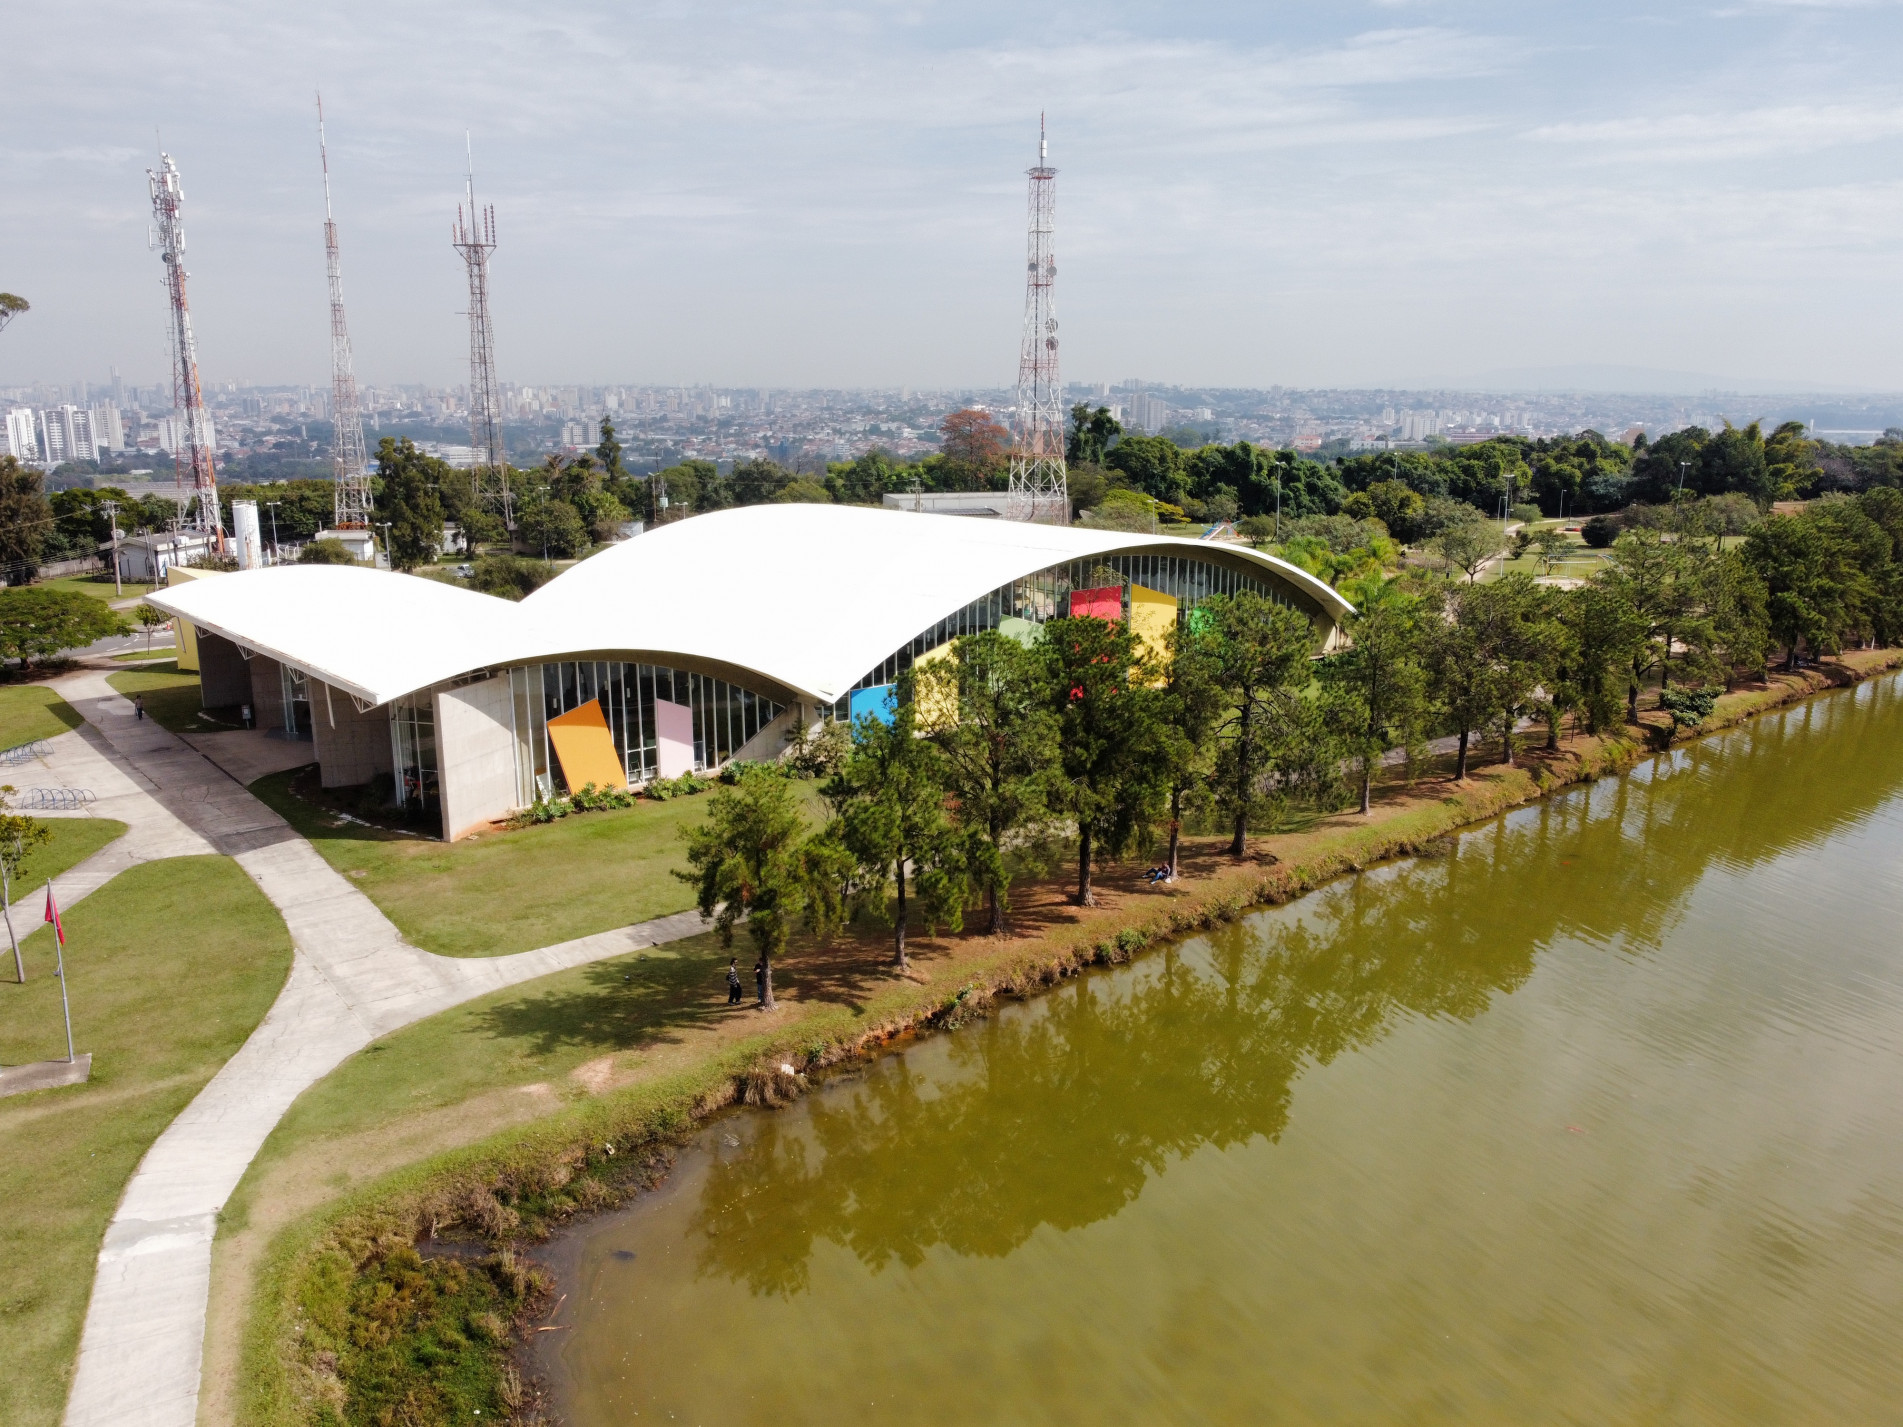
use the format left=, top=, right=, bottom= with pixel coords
left=1008, top=116, right=1067, bottom=525
left=147, top=152, right=223, bottom=540
left=453, top=141, right=512, bottom=526
left=318, top=96, right=372, bottom=530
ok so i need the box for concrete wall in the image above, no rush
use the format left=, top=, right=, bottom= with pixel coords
left=311, top=681, right=395, bottom=789
left=434, top=675, right=518, bottom=842
left=196, top=631, right=251, bottom=709
left=248, top=655, right=284, bottom=731
left=730, top=702, right=799, bottom=766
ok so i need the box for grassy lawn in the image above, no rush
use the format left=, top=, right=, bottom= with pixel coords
left=250, top=769, right=828, bottom=958
left=111, top=647, right=178, bottom=661
left=0, top=855, right=292, bottom=1427
left=0, top=686, right=84, bottom=751
left=105, top=665, right=235, bottom=734
left=35, top=577, right=155, bottom=604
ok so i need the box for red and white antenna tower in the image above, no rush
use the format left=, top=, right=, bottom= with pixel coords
left=147, top=152, right=223, bottom=542
left=318, top=95, right=372, bottom=531
left=1008, top=115, right=1067, bottom=525
left=453, top=139, right=511, bottom=526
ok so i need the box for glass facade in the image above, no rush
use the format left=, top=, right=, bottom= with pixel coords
left=508, top=660, right=786, bottom=800
left=279, top=663, right=311, bottom=738
left=390, top=692, right=438, bottom=812
left=836, top=550, right=1289, bottom=712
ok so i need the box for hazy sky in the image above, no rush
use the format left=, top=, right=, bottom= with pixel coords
left=7, top=1, right=1903, bottom=393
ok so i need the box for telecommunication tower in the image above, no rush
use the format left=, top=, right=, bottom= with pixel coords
left=318, top=96, right=372, bottom=530
left=147, top=152, right=223, bottom=541
left=452, top=141, right=512, bottom=526
left=1008, top=116, right=1067, bottom=525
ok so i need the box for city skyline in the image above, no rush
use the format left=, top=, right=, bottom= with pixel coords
left=7, top=2, right=1903, bottom=392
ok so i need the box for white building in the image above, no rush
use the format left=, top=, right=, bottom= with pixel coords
left=39, top=404, right=96, bottom=464
left=4, top=408, right=37, bottom=461
left=116, top=531, right=218, bottom=583
left=91, top=404, right=125, bottom=454
left=150, top=505, right=1356, bottom=841
left=153, top=413, right=215, bottom=453
left=1126, top=391, right=1172, bottom=434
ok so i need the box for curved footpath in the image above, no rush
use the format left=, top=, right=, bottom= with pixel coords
left=40, top=671, right=713, bottom=1427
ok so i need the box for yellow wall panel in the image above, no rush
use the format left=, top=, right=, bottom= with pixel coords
left=165, top=564, right=221, bottom=672
left=547, top=698, right=627, bottom=792
left=913, top=642, right=958, bottom=732
left=1130, top=584, right=1178, bottom=678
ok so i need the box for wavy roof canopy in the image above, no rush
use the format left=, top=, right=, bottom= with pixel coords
left=519, top=505, right=1353, bottom=703
left=146, top=564, right=543, bottom=707
left=147, top=506, right=1354, bottom=708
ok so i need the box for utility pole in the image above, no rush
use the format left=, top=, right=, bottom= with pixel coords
left=1006, top=115, right=1067, bottom=525
left=101, top=499, right=122, bottom=596
left=265, top=501, right=281, bottom=561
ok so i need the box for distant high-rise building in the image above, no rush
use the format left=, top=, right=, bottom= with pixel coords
left=39, top=404, right=96, bottom=464
left=91, top=404, right=125, bottom=453
left=153, top=413, right=210, bottom=452
left=1127, top=391, right=1171, bottom=434
left=4, top=408, right=37, bottom=461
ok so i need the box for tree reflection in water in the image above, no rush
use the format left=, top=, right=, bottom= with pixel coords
left=689, top=677, right=1903, bottom=1297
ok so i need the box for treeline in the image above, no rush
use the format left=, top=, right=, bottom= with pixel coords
left=677, top=488, right=1903, bottom=1001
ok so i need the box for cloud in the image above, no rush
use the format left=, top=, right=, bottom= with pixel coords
left=1529, top=102, right=1903, bottom=160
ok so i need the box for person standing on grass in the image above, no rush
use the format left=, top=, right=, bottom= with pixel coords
left=726, top=957, right=742, bottom=1005
left=754, top=956, right=767, bottom=1007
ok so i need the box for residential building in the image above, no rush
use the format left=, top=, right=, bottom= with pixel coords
left=4, top=408, right=37, bottom=461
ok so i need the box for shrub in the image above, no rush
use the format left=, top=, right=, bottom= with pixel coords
left=297, top=537, right=360, bottom=566
left=1581, top=513, right=1621, bottom=548
left=468, top=554, right=552, bottom=601
left=643, top=771, right=712, bottom=801
left=569, top=781, right=637, bottom=812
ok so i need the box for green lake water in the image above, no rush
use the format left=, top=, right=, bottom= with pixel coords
left=542, top=676, right=1903, bottom=1425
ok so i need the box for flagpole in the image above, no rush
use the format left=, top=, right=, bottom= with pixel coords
left=46, top=879, right=73, bottom=1063
left=2, top=853, right=20, bottom=983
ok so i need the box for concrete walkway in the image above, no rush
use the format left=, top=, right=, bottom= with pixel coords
left=46, top=671, right=712, bottom=1427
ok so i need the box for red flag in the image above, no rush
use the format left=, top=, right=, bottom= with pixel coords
left=43, top=884, right=63, bottom=945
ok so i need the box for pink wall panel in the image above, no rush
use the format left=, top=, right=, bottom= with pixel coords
left=654, top=698, right=695, bottom=779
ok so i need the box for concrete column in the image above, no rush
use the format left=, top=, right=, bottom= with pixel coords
left=310, top=682, right=395, bottom=789
left=247, top=655, right=285, bottom=731
left=434, top=675, right=518, bottom=841
left=196, top=632, right=250, bottom=710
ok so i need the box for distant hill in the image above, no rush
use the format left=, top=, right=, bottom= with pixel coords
left=1458, top=364, right=1881, bottom=397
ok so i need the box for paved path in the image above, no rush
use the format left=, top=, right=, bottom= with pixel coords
left=45, top=671, right=712, bottom=1427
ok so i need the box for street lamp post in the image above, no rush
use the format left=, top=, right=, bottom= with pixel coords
left=1677, top=460, right=1690, bottom=498
left=265, top=501, right=281, bottom=563
left=379, top=521, right=393, bottom=570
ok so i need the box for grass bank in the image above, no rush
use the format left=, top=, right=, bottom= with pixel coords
left=35, top=576, right=156, bottom=604
left=232, top=651, right=1903, bottom=1427
left=0, top=855, right=293, bottom=1427
left=0, top=684, right=84, bottom=749
left=249, top=767, right=826, bottom=958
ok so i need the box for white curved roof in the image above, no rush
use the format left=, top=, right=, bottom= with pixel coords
left=147, top=506, right=1353, bottom=708
left=146, top=564, right=543, bottom=707
left=518, top=505, right=1353, bottom=702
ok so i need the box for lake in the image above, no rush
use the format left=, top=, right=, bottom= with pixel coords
left=542, top=675, right=1903, bottom=1425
